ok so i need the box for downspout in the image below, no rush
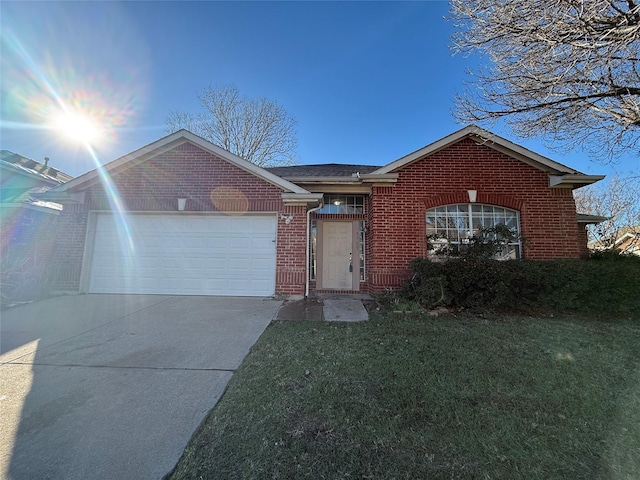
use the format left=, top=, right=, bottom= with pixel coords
left=305, top=202, right=323, bottom=298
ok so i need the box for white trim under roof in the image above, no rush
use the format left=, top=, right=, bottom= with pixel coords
left=577, top=213, right=609, bottom=224
left=0, top=201, right=62, bottom=213
left=374, top=125, right=586, bottom=176
left=549, top=174, right=606, bottom=188
left=45, top=130, right=310, bottom=197
left=281, top=192, right=324, bottom=206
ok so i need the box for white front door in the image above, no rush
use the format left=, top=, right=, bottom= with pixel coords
left=322, top=221, right=353, bottom=290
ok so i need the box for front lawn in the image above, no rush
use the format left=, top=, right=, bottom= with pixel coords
left=167, top=312, right=640, bottom=479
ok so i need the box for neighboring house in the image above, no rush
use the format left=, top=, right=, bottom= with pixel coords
left=1, top=151, right=73, bottom=302
left=39, top=126, right=604, bottom=298
left=588, top=226, right=640, bottom=255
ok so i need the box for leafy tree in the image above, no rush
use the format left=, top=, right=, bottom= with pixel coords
left=165, top=84, right=298, bottom=167
left=450, top=0, right=640, bottom=161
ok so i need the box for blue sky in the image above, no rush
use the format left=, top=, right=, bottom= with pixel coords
left=0, top=1, right=635, bottom=179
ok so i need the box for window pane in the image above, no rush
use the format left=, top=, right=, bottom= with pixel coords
left=317, top=195, right=366, bottom=214
left=426, top=203, right=521, bottom=259
left=310, top=221, right=317, bottom=279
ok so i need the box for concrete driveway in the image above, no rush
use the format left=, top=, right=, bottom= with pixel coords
left=0, top=294, right=282, bottom=480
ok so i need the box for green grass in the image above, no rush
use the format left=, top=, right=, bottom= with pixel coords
left=167, top=312, right=640, bottom=479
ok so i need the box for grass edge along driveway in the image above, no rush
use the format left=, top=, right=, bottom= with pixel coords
left=167, top=312, right=640, bottom=480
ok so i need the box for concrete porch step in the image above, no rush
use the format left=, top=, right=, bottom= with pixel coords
left=275, top=296, right=369, bottom=322
left=322, top=296, right=369, bottom=322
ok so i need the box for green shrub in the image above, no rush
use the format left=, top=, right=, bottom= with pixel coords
left=401, top=255, right=640, bottom=315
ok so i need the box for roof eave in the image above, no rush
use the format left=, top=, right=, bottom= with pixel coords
left=0, top=201, right=63, bottom=214
left=34, top=190, right=86, bottom=204
left=358, top=173, right=399, bottom=184
left=281, top=192, right=324, bottom=207
left=282, top=173, right=398, bottom=184
left=576, top=213, right=610, bottom=224
left=281, top=176, right=364, bottom=184
left=550, top=174, right=606, bottom=189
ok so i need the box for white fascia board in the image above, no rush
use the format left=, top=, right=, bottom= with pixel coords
left=281, top=176, right=364, bottom=184
left=576, top=213, right=609, bottom=224
left=549, top=174, right=606, bottom=188
left=373, top=125, right=587, bottom=175
left=0, top=202, right=62, bottom=214
left=301, top=184, right=372, bottom=194
left=48, top=130, right=310, bottom=195
left=358, top=173, right=399, bottom=184
left=281, top=192, right=324, bottom=206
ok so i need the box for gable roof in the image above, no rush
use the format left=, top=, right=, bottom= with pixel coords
left=1, top=151, right=71, bottom=212
left=0, top=151, right=73, bottom=184
left=372, top=125, right=605, bottom=188
left=42, top=130, right=312, bottom=201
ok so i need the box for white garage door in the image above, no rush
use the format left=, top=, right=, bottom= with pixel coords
left=88, top=213, right=277, bottom=296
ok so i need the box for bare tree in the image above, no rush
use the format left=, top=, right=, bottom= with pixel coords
left=574, top=174, right=640, bottom=252
left=165, top=85, right=298, bottom=167
left=450, top=0, right=640, bottom=161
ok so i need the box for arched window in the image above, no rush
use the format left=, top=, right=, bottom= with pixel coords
left=426, top=204, right=521, bottom=259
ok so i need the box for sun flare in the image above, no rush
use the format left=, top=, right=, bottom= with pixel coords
left=53, top=111, right=102, bottom=145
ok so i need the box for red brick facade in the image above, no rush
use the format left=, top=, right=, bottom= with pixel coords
left=365, top=139, right=588, bottom=293
left=46, top=130, right=594, bottom=298
left=49, top=143, right=308, bottom=296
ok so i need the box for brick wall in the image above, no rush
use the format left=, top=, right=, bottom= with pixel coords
left=50, top=143, right=305, bottom=295
left=47, top=203, right=88, bottom=291
left=276, top=205, right=307, bottom=296
left=367, top=138, right=585, bottom=293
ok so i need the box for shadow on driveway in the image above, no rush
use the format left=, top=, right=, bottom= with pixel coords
left=0, top=294, right=281, bottom=479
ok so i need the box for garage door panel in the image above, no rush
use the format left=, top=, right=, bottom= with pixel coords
left=229, top=237, right=251, bottom=249
left=229, top=257, right=250, bottom=271
left=250, top=217, right=276, bottom=232
left=252, top=237, right=276, bottom=250
left=89, top=214, right=276, bottom=296
left=251, top=257, right=274, bottom=271
left=206, top=257, right=229, bottom=270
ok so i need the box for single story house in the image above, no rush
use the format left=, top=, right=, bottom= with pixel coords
left=1, top=151, right=73, bottom=303
left=588, top=226, right=640, bottom=256
left=40, top=126, right=604, bottom=298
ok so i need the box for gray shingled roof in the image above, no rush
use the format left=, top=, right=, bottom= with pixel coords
left=0, top=150, right=73, bottom=183
left=266, top=163, right=379, bottom=178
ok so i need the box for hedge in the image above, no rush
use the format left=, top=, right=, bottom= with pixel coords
left=401, top=254, right=640, bottom=315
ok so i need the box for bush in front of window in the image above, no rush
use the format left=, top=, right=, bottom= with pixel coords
left=427, top=224, right=521, bottom=260
left=401, top=255, right=640, bottom=314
